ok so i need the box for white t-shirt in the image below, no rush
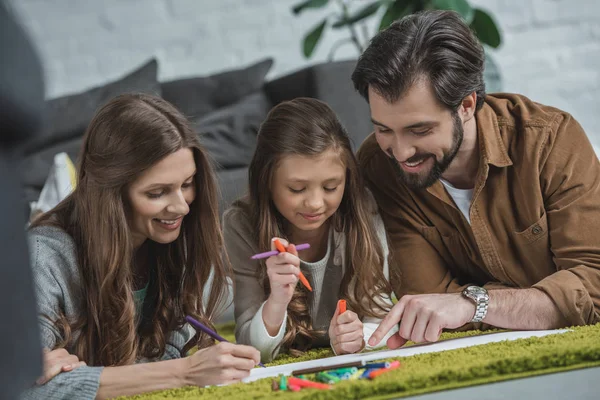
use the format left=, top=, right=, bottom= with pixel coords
left=440, top=179, right=474, bottom=224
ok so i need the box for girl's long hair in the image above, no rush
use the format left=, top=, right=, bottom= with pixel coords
left=31, top=93, right=229, bottom=366
left=241, top=97, right=392, bottom=355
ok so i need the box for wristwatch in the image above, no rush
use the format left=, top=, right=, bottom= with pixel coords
left=462, top=285, right=489, bottom=323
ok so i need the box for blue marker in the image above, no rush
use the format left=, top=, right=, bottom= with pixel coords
left=361, top=368, right=374, bottom=379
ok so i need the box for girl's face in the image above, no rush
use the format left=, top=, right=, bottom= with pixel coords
left=271, top=149, right=346, bottom=236
left=127, top=148, right=197, bottom=249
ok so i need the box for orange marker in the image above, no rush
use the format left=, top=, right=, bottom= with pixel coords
left=274, top=239, right=313, bottom=292
left=287, top=376, right=331, bottom=390
left=273, top=239, right=288, bottom=253
left=288, top=384, right=301, bottom=392
left=338, top=299, right=347, bottom=314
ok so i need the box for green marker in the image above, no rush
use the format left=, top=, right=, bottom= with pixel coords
left=279, top=375, right=287, bottom=391
left=316, top=372, right=340, bottom=384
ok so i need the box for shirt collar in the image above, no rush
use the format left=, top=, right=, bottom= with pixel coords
left=476, top=101, right=513, bottom=168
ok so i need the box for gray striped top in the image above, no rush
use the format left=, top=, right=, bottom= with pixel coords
left=20, top=226, right=195, bottom=400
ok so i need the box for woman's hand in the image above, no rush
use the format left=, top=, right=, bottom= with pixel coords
left=36, top=348, right=86, bottom=385
left=182, top=342, right=261, bottom=387
left=329, top=306, right=365, bottom=355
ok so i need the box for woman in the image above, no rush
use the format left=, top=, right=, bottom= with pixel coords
left=24, top=93, right=260, bottom=400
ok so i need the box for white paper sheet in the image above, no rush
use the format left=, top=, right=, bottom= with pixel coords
left=244, top=328, right=569, bottom=383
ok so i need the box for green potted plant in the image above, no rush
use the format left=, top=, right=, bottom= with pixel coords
left=292, top=0, right=503, bottom=92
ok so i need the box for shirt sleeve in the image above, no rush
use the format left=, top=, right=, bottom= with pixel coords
left=161, top=323, right=196, bottom=360
left=222, top=207, right=285, bottom=362
left=21, top=232, right=103, bottom=400
left=248, top=301, right=287, bottom=362
left=532, top=113, right=600, bottom=325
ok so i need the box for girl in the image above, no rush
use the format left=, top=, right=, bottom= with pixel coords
left=224, top=97, right=398, bottom=362
left=24, top=94, right=260, bottom=400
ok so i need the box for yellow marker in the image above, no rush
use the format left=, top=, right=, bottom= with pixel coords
left=348, top=369, right=363, bottom=380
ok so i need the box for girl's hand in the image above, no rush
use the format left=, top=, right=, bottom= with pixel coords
left=265, top=238, right=300, bottom=307
left=182, top=342, right=261, bottom=387
left=329, top=306, right=365, bottom=355
left=36, top=348, right=86, bottom=385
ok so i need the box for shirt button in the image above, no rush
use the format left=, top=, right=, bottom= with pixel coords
left=532, top=225, right=543, bottom=235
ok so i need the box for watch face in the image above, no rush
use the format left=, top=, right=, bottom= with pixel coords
left=467, top=286, right=486, bottom=295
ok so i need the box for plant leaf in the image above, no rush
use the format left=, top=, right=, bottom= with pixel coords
left=303, top=19, right=328, bottom=58
left=470, top=8, right=501, bottom=48
left=332, top=1, right=382, bottom=29
left=379, top=0, right=415, bottom=31
left=431, top=0, right=474, bottom=24
left=292, top=0, right=329, bottom=15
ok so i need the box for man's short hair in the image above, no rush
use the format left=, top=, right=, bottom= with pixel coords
left=352, top=10, right=486, bottom=111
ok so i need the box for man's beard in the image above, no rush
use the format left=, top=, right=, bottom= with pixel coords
left=391, top=112, right=464, bottom=190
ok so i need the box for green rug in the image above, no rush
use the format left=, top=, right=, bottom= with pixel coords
left=120, top=323, right=600, bottom=399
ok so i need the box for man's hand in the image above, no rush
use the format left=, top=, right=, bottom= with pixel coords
left=368, top=293, right=475, bottom=348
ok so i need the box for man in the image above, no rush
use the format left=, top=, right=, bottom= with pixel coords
left=353, top=10, right=600, bottom=350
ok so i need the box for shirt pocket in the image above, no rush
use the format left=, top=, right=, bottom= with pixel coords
left=513, top=211, right=548, bottom=245
left=511, top=212, right=553, bottom=279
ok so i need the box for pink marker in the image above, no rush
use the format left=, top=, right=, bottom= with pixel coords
left=250, top=243, right=311, bottom=260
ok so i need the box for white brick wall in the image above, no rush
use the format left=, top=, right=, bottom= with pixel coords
left=472, top=0, right=600, bottom=146
left=7, top=0, right=600, bottom=145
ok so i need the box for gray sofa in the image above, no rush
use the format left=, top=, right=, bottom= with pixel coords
left=21, top=58, right=372, bottom=217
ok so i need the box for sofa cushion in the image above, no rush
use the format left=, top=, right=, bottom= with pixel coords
left=264, top=60, right=371, bottom=150
left=22, top=135, right=81, bottom=209
left=21, top=59, right=161, bottom=211
left=193, top=90, right=271, bottom=170
left=215, top=166, right=249, bottom=216
left=23, top=59, right=160, bottom=155
left=161, top=58, right=273, bottom=119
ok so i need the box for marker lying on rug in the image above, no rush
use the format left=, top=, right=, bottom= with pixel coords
left=287, top=376, right=331, bottom=390
left=316, top=371, right=340, bottom=384
left=367, top=360, right=402, bottom=379
left=348, top=368, right=363, bottom=380
left=184, top=315, right=266, bottom=368
left=288, top=383, right=301, bottom=392
left=361, top=362, right=390, bottom=369
left=291, top=360, right=364, bottom=376
left=250, top=243, right=311, bottom=259
left=271, top=239, right=313, bottom=292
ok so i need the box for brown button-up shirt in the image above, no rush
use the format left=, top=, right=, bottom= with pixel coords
left=357, top=93, right=600, bottom=326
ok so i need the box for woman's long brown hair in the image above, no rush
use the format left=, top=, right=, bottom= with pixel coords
left=31, top=93, right=229, bottom=366
left=241, top=97, right=392, bottom=355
